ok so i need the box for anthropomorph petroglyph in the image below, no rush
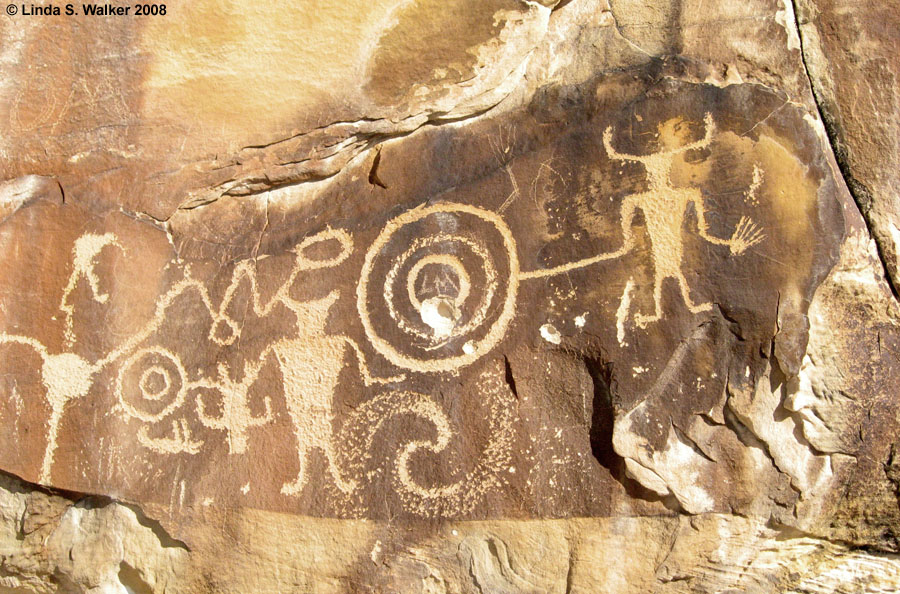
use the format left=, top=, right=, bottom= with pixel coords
left=60, top=232, right=124, bottom=346
left=195, top=360, right=274, bottom=455
left=0, top=111, right=772, bottom=513
left=0, top=334, right=96, bottom=482
left=0, top=233, right=126, bottom=481
left=265, top=289, right=403, bottom=497
left=109, top=227, right=404, bottom=495
left=601, top=113, right=765, bottom=326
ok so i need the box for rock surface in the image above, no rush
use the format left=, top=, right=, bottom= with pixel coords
left=1, top=0, right=899, bottom=591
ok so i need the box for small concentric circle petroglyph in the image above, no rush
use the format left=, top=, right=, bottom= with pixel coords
left=116, top=348, right=188, bottom=423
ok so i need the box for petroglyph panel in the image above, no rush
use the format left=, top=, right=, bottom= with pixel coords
left=0, top=75, right=844, bottom=525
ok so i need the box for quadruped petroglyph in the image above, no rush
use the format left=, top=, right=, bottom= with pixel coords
left=1, top=98, right=836, bottom=519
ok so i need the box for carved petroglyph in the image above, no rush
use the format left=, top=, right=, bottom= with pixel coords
left=195, top=360, right=274, bottom=455
left=60, top=232, right=123, bottom=346
left=0, top=111, right=775, bottom=515
left=0, top=227, right=364, bottom=483
left=339, top=362, right=516, bottom=517
left=516, top=114, right=766, bottom=332
left=138, top=419, right=202, bottom=456
left=265, top=291, right=361, bottom=496
left=206, top=227, right=354, bottom=346
left=357, top=203, right=520, bottom=373
left=489, top=124, right=520, bottom=214
left=116, top=348, right=188, bottom=423
left=0, top=334, right=96, bottom=482
left=601, top=113, right=765, bottom=327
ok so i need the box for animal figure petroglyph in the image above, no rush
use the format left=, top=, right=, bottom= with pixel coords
left=0, top=113, right=770, bottom=514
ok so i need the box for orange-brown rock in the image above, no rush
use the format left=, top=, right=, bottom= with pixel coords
left=1, top=1, right=899, bottom=592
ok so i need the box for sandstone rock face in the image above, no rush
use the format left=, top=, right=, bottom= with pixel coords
left=0, top=1, right=898, bottom=592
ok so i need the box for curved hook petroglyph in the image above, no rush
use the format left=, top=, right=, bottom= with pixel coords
left=0, top=113, right=771, bottom=511
left=338, top=362, right=516, bottom=517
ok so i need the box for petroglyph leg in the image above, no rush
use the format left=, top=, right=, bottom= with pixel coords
left=602, top=114, right=767, bottom=327
left=271, top=324, right=359, bottom=495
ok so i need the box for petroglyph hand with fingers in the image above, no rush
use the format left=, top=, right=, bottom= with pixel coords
left=728, top=216, right=766, bottom=255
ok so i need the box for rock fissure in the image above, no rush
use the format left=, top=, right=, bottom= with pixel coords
left=788, top=0, right=900, bottom=301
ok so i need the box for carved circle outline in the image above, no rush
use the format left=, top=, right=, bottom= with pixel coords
left=116, top=347, right=188, bottom=423
left=357, top=202, right=519, bottom=373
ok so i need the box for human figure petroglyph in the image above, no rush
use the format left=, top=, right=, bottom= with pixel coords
left=195, top=360, right=274, bottom=455
left=1, top=226, right=385, bottom=482
left=265, top=291, right=359, bottom=496
left=601, top=113, right=765, bottom=326
left=1, top=111, right=772, bottom=511
left=60, top=233, right=124, bottom=345
left=0, top=334, right=95, bottom=482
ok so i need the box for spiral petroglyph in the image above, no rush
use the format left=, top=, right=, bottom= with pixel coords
left=338, top=362, right=516, bottom=517
left=0, top=83, right=839, bottom=527
left=357, top=203, right=520, bottom=373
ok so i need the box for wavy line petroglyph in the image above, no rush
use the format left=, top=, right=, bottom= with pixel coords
left=0, top=112, right=771, bottom=515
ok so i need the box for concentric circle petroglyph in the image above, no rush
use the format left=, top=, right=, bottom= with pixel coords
left=116, top=348, right=188, bottom=423
left=357, top=203, right=519, bottom=373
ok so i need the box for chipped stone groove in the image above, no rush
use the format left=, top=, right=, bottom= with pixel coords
left=788, top=0, right=900, bottom=301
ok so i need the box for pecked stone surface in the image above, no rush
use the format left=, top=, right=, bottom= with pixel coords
left=1, top=0, right=899, bottom=591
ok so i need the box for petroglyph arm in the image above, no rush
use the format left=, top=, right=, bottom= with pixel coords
left=0, top=333, right=49, bottom=358
left=692, top=196, right=765, bottom=254
left=138, top=419, right=203, bottom=455
left=602, top=126, right=647, bottom=164
left=519, top=194, right=637, bottom=280
left=342, top=337, right=406, bottom=385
